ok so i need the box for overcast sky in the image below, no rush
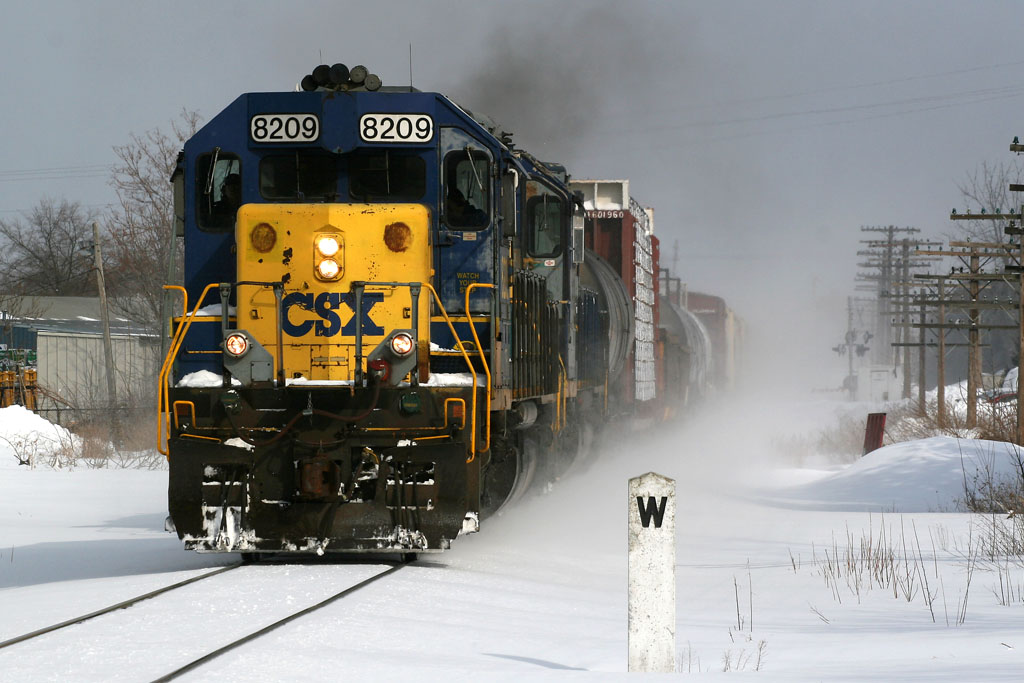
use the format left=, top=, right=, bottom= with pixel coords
left=2, top=1, right=1021, bottom=388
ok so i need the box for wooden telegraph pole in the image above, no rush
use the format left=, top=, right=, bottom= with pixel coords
left=859, top=226, right=923, bottom=369
left=914, top=243, right=1018, bottom=430
left=947, top=193, right=1024, bottom=438
left=92, top=222, right=117, bottom=410
left=861, top=233, right=940, bottom=399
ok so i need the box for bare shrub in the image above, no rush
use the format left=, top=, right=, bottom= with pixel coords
left=957, top=441, right=1024, bottom=517
left=62, top=408, right=164, bottom=469
left=813, top=410, right=867, bottom=462
left=771, top=410, right=865, bottom=465
left=812, top=517, right=944, bottom=622
left=2, top=402, right=163, bottom=470
left=0, top=426, right=80, bottom=469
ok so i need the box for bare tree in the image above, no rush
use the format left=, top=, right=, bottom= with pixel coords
left=953, top=160, right=1024, bottom=376
left=0, top=197, right=99, bottom=296
left=107, top=109, right=201, bottom=332
left=954, top=159, right=1024, bottom=244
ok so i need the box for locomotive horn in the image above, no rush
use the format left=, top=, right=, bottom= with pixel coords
left=349, top=64, right=368, bottom=85
left=364, top=73, right=382, bottom=91
left=300, top=74, right=317, bottom=91
left=329, top=63, right=350, bottom=85
left=312, top=64, right=331, bottom=86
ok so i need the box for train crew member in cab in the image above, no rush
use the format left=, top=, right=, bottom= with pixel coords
left=213, top=173, right=242, bottom=222
left=446, top=186, right=487, bottom=228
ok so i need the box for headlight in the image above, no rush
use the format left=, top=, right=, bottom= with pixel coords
left=317, top=258, right=340, bottom=279
left=317, top=235, right=340, bottom=257
left=224, top=332, right=249, bottom=358
left=389, top=332, right=415, bottom=357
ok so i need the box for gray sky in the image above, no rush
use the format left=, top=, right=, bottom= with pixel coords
left=2, top=0, right=1021, bottom=388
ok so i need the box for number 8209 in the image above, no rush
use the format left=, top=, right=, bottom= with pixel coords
left=359, top=114, right=433, bottom=143
left=250, top=114, right=319, bottom=142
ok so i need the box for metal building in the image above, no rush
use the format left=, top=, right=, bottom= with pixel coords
left=1, top=297, right=159, bottom=424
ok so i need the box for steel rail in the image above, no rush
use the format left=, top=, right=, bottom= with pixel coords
left=0, top=563, right=242, bottom=651
left=151, top=560, right=409, bottom=682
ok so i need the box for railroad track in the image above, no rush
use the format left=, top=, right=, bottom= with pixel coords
left=0, top=557, right=412, bottom=681
left=152, top=561, right=407, bottom=682
left=0, top=563, right=242, bottom=651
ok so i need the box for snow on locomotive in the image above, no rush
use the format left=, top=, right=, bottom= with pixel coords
left=159, top=63, right=723, bottom=555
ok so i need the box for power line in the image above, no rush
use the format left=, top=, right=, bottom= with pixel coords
left=689, top=58, right=1024, bottom=113
left=700, top=89, right=1024, bottom=145
left=0, top=164, right=112, bottom=183
left=0, top=163, right=111, bottom=176
left=591, top=57, right=1024, bottom=143
left=645, top=83, right=1024, bottom=133
left=0, top=203, right=115, bottom=216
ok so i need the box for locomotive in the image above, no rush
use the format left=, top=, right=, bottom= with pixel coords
left=159, top=63, right=724, bottom=555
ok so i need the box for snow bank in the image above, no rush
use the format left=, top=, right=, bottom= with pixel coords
left=764, top=436, right=1023, bottom=512
left=0, top=405, right=80, bottom=470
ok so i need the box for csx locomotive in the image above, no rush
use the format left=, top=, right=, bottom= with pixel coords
left=160, top=63, right=726, bottom=555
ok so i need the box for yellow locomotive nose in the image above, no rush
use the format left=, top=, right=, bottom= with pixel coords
left=235, top=203, right=432, bottom=383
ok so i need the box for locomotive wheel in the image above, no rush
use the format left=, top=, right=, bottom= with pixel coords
left=553, top=419, right=585, bottom=480
left=506, top=433, right=538, bottom=507
left=480, top=432, right=540, bottom=517
left=480, top=438, right=521, bottom=519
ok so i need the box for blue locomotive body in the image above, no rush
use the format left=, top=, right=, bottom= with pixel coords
left=161, top=65, right=597, bottom=554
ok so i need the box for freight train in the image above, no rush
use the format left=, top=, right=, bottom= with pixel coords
left=159, top=63, right=735, bottom=555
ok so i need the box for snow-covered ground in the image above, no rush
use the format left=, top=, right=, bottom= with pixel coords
left=1, top=396, right=1023, bottom=681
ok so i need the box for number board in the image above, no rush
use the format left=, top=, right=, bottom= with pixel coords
left=250, top=114, right=319, bottom=143
left=359, top=114, right=433, bottom=143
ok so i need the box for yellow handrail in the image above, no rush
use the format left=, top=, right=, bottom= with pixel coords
left=464, top=283, right=495, bottom=454
left=557, top=355, right=568, bottom=430
left=172, top=400, right=197, bottom=430
left=178, top=433, right=222, bottom=443
left=445, top=397, right=467, bottom=430
left=157, top=281, right=490, bottom=464
left=165, top=284, right=188, bottom=320
left=421, top=283, right=481, bottom=463
left=361, top=397, right=465, bottom=434
left=157, top=283, right=219, bottom=456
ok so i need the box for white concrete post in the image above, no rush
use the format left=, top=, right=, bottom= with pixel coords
left=628, top=471, right=676, bottom=672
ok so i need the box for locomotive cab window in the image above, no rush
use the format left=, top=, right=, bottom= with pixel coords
left=196, top=152, right=241, bottom=232
left=259, top=153, right=337, bottom=201
left=526, top=180, right=564, bottom=257
left=348, top=151, right=426, bottom=201
left=444, top=149, right=490, bottom=229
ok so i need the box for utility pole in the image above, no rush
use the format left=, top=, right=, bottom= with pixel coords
left=937, top=277, right=947, bottom=426
left=901, top=240, right=912, bottom=399
left=1011, top=213, right=1024, bottom=444
left=1018, top=213, right=1024, bottom=445
left=858, top=226, right=924, bottom=368
left=856, top=227, right=939, bottom=398
left=918, top=295, right=927, bottom=414
left=93, top=222, right=117, bottom=410
left=969, top=251, right=981, bottom=425
left=916, top=241, right=1021, bottom=429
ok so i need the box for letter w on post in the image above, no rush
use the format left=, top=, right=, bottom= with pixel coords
left=636, top=496, right=667, bottom=528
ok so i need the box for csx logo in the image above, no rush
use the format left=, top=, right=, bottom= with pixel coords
left=282, top=292, right=384, bottom=338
